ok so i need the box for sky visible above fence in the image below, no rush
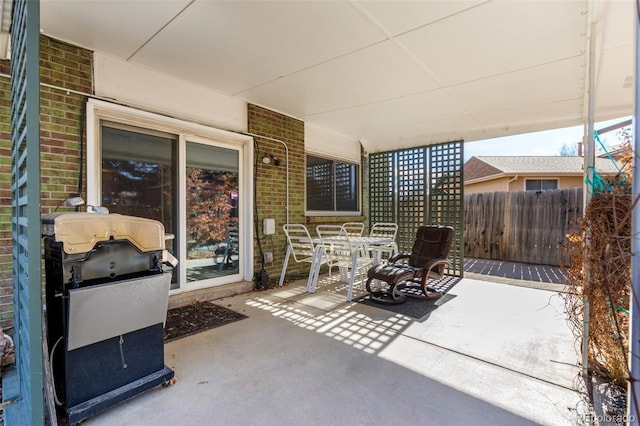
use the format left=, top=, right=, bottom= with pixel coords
left=464, top=116, right=631, bottom=161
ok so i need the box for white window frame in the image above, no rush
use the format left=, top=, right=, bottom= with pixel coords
left=86, top=99, right=254, bottom=293
left=305, top=151, right=361, bottom=217
left=524, top=178, right=559, bottom=191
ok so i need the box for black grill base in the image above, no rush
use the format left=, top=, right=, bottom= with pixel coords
left=59, top=323, right=174, bottom=424
left=64, top=324, right=165, bottom=407
left=66, top=366, right=174, bottom=425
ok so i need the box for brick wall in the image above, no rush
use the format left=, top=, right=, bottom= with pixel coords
left=40, top=36, right=92, bottom=213
left=247, top=104, right=306, bottom=282
left=0, top=36, right=91, bottom=329
left=247, top=104, right=368, bottom=286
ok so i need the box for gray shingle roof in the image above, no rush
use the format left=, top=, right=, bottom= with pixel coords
left=464, top=156, right=621, bottom=181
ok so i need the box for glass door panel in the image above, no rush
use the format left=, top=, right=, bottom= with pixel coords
left=101, top=123, right=179, bottom=288
left=185, top=142, right=240, bottom=283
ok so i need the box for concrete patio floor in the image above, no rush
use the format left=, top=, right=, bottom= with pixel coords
left=85, top=275, right=588, bottom=426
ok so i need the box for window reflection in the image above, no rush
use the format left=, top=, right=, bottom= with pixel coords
left=101, top=123, right=178, bottom=286
left=185, top=142, right=240, bottom=281
left=101, top=124, right=176, bottom=228
left=306, top=154, right=359, bottom=212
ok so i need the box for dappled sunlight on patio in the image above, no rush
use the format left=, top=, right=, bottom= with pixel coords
left=244, top=276, right=585, bottom=425
left=311, top=273, right=370, bottom=301
left=245, top=296, right=410, bottom=355
left=245, top=276, right=414, bottom=355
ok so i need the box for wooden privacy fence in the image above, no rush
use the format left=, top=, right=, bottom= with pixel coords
left=464, top=188, right=583, bottom=266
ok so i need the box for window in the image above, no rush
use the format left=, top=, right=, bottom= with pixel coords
left=306, top=154, right=359, bottom=213
left=525, top=179, right=558, bottom=191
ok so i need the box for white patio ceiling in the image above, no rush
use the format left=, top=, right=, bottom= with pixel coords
left=40, top=0, right=634, bottom=154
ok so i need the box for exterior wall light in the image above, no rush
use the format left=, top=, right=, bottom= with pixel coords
left=262, top=154, right=281, bottom=166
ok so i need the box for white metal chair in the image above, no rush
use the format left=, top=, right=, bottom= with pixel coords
left=280, top=224, right=320, bottom=291
left=368, top=222, right=399, bottom=262
left=341, top=222, right=367, bottom=259
left=341, top=222, right=365, bottom=237
left=313, top=225, right=372, bottom=301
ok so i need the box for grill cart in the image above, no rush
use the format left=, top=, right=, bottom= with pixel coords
left=42, top=212, right=177, bottom=424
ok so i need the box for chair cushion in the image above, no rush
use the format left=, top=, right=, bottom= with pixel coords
left=408, top=226, right=453, bottom=268
left=367, top=264, right=417, bottom=284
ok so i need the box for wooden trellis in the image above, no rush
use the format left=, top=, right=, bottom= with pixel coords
left=369, top=141, right=464, bottom=276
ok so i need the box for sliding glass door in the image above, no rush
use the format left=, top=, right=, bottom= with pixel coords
left=101, top=123, right=179, bottom=287
left=185, top=141, right=240, bottom=282
left=99, top=120, right=244, bottom=291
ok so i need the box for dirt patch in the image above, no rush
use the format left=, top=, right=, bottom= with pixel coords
left=164, top=301, right=247, bottom=342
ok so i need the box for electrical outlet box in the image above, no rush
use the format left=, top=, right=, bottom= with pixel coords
left=263, top=218, right=275, bottom=235
left=264, top=252, right=273, bottom=263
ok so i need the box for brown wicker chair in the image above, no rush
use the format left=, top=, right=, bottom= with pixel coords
left=365, top=225, right=454, bottom=304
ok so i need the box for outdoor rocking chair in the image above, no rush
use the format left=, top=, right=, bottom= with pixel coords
left=365, top=225, right=454, bottom=304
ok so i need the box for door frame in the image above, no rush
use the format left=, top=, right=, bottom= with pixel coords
left=86, top=99, right=254, bottom=293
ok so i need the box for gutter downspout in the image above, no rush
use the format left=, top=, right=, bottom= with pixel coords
left=242, top=132, right=290, bottom=225
left=507, top=174, right=519, bottom=191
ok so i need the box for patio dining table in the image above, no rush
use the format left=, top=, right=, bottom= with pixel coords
left=306, top=235, right=393, bottom=300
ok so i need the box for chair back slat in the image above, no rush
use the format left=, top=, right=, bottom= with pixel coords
left=368, top=222, right=398, bottom=260
left=283, top=224, right=315, bottom=262
left=341, top=222, right=365, bottom=237
left=316, top=225, right=353, bottom=263
left=369, top=222, right=398, bottom=240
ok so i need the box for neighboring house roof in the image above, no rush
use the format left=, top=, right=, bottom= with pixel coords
left=464, top=156, right=621, bottom=183
left=597, top=143, right=631, bottom=161
left=464, top=157, right=503, bottom=182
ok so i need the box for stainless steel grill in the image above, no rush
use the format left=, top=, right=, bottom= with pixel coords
left=42, top=212, right=176, bottom=424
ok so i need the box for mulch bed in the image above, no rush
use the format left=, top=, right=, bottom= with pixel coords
left=163, top=301, right=247, bottom=342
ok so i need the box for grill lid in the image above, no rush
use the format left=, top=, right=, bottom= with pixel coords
left=42, top=212, right=166, bottom=255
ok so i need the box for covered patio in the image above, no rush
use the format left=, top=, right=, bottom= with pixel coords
left=85, top=275, right=583, bottom=425
left=4, top=0, right=636, bottom=424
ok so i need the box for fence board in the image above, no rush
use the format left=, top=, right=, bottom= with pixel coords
left=464, top=188, right=583, bottom=266
left=489, top=192, right=501, bottom=259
